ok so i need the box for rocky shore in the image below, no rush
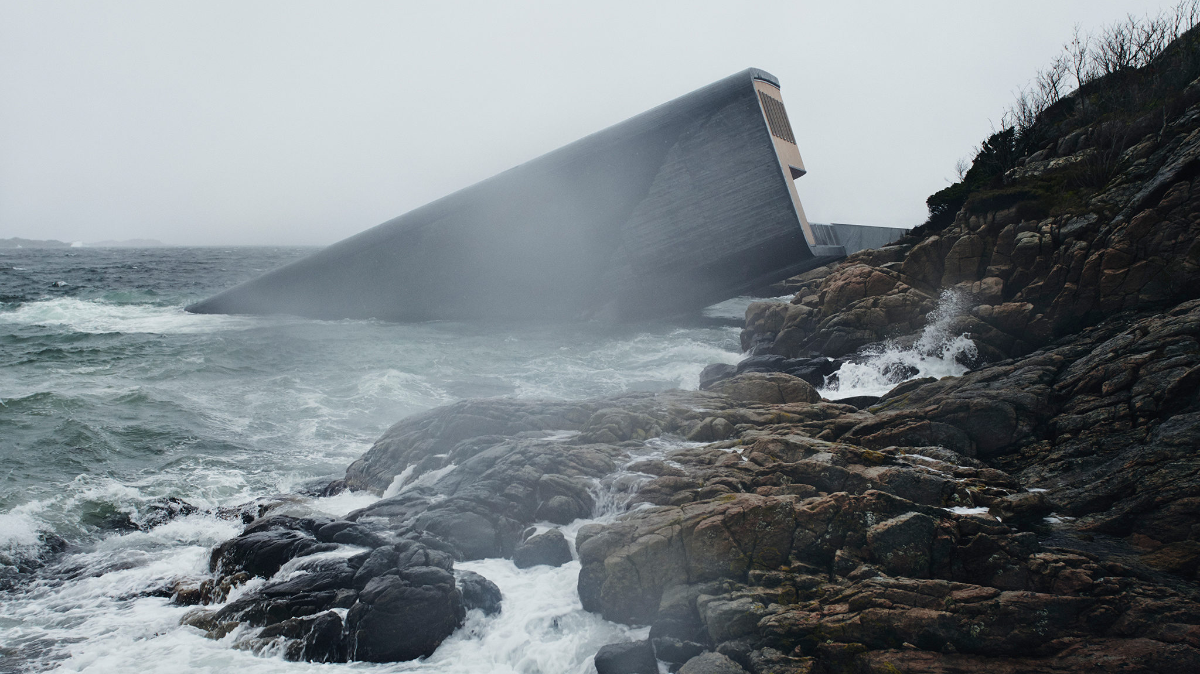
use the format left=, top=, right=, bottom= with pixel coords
left=175, top=346, right=1200, bottom=672
left=168, top=24, right=1200, bottom=674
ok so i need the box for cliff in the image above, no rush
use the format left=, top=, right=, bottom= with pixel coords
left=742, top=22, right=1200, bottom=360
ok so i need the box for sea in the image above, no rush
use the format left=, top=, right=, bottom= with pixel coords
left=0, top=246, right=973, bottom=673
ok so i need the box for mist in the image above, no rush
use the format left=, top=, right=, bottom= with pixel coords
left=0, top=0, right=1183, bottom=245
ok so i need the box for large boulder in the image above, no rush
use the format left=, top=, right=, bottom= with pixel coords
left=678, top=652, right=748, bottom=674
left=577, top=494, right=799, bottom=624
left=513, top=529, right=573, bottom=568
left=594, top=639, right=658, bottom=674
left=254, top=611, right=346, bottom=663
left=865, top=511, right=938, bottom=578
left=345, top=567, right=464, bottom=662
left=456, top=570, right=503, bottom=615
left=707, top=373, right=820, bottom=405
left=208, top=515, right=338, bottom=580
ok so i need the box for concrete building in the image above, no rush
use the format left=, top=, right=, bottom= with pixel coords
left=189, top=68, right=885, bottom=321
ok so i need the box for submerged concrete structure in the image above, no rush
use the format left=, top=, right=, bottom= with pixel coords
left=189, top=68, right=876, bottom=322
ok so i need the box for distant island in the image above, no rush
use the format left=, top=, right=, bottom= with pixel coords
left=0, top=238, right=166, bottom=248
left=0, top=237, right=71, bottom=248
left=86, top=239, right=166, bottom=248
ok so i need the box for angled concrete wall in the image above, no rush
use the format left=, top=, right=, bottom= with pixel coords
left=189, top=68, right=841, bottom=321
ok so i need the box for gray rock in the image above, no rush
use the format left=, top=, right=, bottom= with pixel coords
left=256, top=611, right=346, bottom=663
left=209, top=527, right=337, bottom=580
left=456, top=570, right=502, bottom=615
left=679, top=652, right=748, bottom=674
left=594, top=639, right=658, bottom=674
left=989, top=491, right=1054, bottom=526
left=707, top=372, right=820, bottom=405
left=346, top=571, right=464, bottom=662
left=865, top=511, right=938, bottom=578
left=513, top=529, right=573, bottom=569
left=699, top=596, right=767, bottom=643
left=699, top=363, right=737, bottom=390
left=653, top=637, right=707, bottom=665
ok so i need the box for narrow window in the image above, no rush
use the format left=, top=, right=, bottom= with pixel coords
left=758, top=91, right=796, bottom=145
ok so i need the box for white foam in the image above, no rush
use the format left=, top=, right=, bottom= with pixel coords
left=0, top=298, right=264, bottom=334
left=1, top=272, right=757, bottom=671
left=383, top=465, right=418, bottom=498
left=399, top=463, right=458, bottom=495
left=1044, top=513, right=1075, bottom=524
left=0, top=508, right=45, bottom=566
left=821, top=290, right=978, bottom=398
left=947, top=506, right=991, bottom=516
left=408, top=559, right=646, bottom=674
left=309, top=490, right=380, bottom=518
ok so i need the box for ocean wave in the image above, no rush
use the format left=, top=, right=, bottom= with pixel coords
left=820, top=289, right=979, bottom=399
left=0, top=298, right=265, bottom=335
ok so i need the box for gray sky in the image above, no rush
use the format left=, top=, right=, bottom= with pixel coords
left=0, top=1, right=1185, bottom=245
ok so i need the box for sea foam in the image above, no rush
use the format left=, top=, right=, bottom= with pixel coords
left=820, top=290, right=979, bottom=399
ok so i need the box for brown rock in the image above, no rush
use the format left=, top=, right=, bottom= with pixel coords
left=707, top=373, right=820, bottom=405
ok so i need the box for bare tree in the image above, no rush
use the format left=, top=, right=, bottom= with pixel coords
left=954, top=157, right=970, bottom=181
left=1002, top=55, right=1068, bottom=139
left=1036, top=55, right=1069, bottom=107
left=1068, top=24, right=1093, bottom=89
left=1094, top=14, right=1140, bottom=75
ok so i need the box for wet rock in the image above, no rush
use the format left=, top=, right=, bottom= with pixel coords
left=456, top=569, right=502, bottom=615
left=344, top=398, right=604, bottom=492
left=1142, top=541, right=1200, bottom=578
left=651, top=583, right=710, bottom=645
left=988, top=491, right=1054, bottom=527
left=854, top=639, right=1200, bottom=673
left=255, top=611, right=346, bottom=663
left=594, top=639, right=658, bottom=674
left=345, top=569, right=464, bottom=662
left=700, top=595, right=768, bottom=643
left=513, top=529, right=572, bottom=568
left=699, top=363, right=738, bottom=390
left=865, top=511, right=938, bottom=578
left=735, top=354, right=790, bottom=373
left=212, top=554, right=357, bottom=627
left=831, top=395, right=880, bottom=410
left=678, top=652, right=748, bottom=674
left=653, top=637, right=708, bottom=665
left=581, top=408, right=664, bottom=443
left=707, top=372, right=820, bottom=405
left=352, top=546, right=400, bottom=589
left=535, top=474, right=596, bottom=525
left=136, top=497, right=201, bottom=529
left=410, top=506, right=524, bottom=560
left=209, top=523, right=337, bottom=579
left=578, top=494, right=800, bottom=624
left=314, top=520, right=387, bottom=548
left=686, top=417, right=736, bottom=442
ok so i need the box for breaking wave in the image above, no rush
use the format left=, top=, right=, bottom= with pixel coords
left=820, top=290, right=978, bottom=399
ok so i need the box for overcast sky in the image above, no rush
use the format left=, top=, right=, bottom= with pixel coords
left=0, top=1, right=1187, bottom=245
